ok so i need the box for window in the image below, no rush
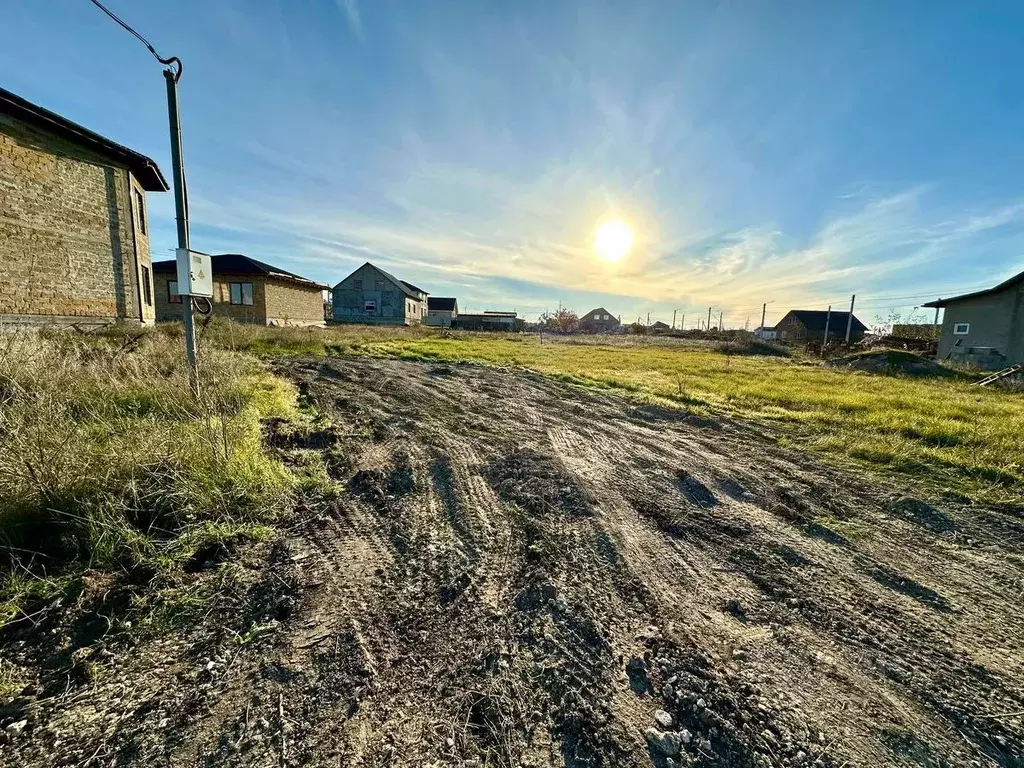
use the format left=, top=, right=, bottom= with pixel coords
left=134, top=188, right=147, bottom=234
left=141, top=266, right=152, bottom=306
left=230, top=282, right=254, bottom=306
left=168, top=280, right=182, bottom=304
left=353, top=279, right=363, bottom=290
left=953, top=322, right=970, bottom=335
left=374, top=279, right=385, bottom=291
left=365, top=300, right=376, bottom=313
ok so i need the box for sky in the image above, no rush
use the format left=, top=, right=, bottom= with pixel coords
left=3, top=1, right=1024, bottom=327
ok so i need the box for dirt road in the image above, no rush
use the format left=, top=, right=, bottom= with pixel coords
left=5, top=357, right=1023, bottom=767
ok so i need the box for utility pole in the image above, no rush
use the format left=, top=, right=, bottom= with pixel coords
left=761, top=303, right=767, bottom=337
left=647, top=311, right=651, bottom=327
left=165, top=67, right=199, bottom=395
left=844, top=294, right=856, bottom=344
left=672, top=309, right=676, bottom=329
left=681, top=313, right=685, bottom=330
left=823, top=305, right=832, bottom=346
left=707, top=306, right=712, bottom=332
left=718, top=311, right=723, bottom=332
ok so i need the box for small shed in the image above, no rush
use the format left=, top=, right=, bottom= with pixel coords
left=454, top=311, right=517, bottom=331
left=425, top=297, right=458, bottom=327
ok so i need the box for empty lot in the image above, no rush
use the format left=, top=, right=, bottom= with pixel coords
left=6, top=355, right=1021, bottom=767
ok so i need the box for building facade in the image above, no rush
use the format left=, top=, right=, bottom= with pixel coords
left=454, top=312, right=518, bottom=331
left=425, top=297, right=458, bottom=327
left=579, top=307, right=620, bottom=333
left=0, top=87, right=168, bottom=325
left=775, top=310, right=867, bottom=343
left=332, top=262, right=428, bottom=325
left=153, top=254, right=326, bottom=327
left=925, top=270, right=1024, bottom=367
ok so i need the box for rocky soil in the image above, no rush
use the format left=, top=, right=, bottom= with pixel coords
left=2, top=356, right=1023, bottom=767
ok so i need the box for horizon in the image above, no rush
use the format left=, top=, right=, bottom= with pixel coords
left=3, top=1, right=1023, bottom=327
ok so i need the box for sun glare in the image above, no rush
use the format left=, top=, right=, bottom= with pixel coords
left=594, top=219, right=634, bottom=262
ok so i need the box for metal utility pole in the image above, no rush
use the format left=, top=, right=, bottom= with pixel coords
left=707, top=306, right=712, bottom=332
left=844, top=294, right=856, bottom=344
left=823, top=305, right=832, bottom=346
left=165, top=67, right=199, bottom=394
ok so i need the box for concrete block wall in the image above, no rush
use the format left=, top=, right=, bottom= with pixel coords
left=0, top=113, right=149, bottom=323
left=155, top=273, right=324, bottom=326
left=264, top=279, right=325, bottom=326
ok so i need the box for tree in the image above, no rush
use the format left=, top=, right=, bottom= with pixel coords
left=540, top=307, right=579, bottom=332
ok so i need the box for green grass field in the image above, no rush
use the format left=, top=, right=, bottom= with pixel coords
left=205, top=321, right=1024, bottom=503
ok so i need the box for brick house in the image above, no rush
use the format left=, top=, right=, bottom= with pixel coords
left=0, top=86, right=168, bottom=325
left=332, top=262, right=428, bottom=325
left=579, top=307, right=620, bottom=333
left=775, top=310, right=867, bottom=343
left=153, top=254, right=327, bottom=327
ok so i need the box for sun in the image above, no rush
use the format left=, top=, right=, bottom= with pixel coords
left=594, top=219, right=634, bottom=262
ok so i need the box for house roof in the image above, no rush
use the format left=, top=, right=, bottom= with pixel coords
left=335, top=262, right=425, bottom=300
left=0, top=86, right=169, bottom=192
left=583, top=307, right=618, bottom=321
left=650, top=320, right=671, bottom=329
left=923, top=268, right=1024, bottom=308
left=428, top=297, right=457, bottom=311
left=152, top=254, right=327, bottom=289
left=781, top=310, right=867, bottom=333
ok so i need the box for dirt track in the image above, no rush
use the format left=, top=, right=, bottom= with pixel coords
left=4, top=356, right=1024, bottom=767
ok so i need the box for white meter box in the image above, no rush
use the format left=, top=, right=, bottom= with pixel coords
left=175, top=248, right=213, bottom=298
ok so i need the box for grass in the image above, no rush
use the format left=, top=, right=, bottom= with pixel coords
left=0, top=325, right=302, bottom=627
left=197, top=321, right=1024, bottom=504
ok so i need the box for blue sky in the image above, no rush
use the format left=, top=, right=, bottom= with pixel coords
left=3, top=1, right=1024, bottom=326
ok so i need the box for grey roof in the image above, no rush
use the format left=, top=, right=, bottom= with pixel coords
left=336, top=262, right=426, bottom=300
left=153, top=254, right=327, bottom=289
left=781, top=310, right=867, bottom=333
left=0, top=86, right=169, bottom=192
left=923, top=268, right=1024, bottom=308
left=428, top=297, right=457, bottom=311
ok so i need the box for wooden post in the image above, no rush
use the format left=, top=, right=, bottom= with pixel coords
left=844, top=294, right=856, bottom=343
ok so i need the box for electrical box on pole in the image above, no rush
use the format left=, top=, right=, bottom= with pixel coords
left=175, top=248, right=213, bottom=298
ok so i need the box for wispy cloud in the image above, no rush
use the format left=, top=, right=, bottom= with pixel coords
left=338, top=0, right=363, bottom=39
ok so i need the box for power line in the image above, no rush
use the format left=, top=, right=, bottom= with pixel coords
left=87, top=0, right=181, bottom=72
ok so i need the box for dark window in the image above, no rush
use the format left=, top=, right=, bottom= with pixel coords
left=230, top=282, right=254, bottom=306
left=168, top=280, right=182, bottom=304
left=365, top=300, right=376, bottom=313
left=953, top=322, right=970, bottom=335
left=353, top=279, right=363, bottom=290
left=134, top=188, right=147, bottom=234
left=141, top=266, right=152, bottom=306
left=374, top=279, right=385, bottom=291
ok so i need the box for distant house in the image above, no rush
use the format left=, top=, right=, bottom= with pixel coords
left=153, top=254, right=327, bottom=326
left=753, top=326, right=777, bottom=340
left=579, top=307, right=620, bottom=333
left=776, top=310, right=867, bottom=343
left=332, top=262, right=428, bottom=325
left=0, top=86, right=168, bottom=325
left=426, top=297, right=458, bottom=328
left=649, top=320, right=672, bottom=332
left=455, top=311, right=517, bottom=331
left=924, top=268, right=1024, bottom=368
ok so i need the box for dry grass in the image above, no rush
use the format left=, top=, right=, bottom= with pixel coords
left=0, top=326, right=299, bottom=624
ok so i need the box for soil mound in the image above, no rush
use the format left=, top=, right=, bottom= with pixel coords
left=827, top=349, right=951, bottom=377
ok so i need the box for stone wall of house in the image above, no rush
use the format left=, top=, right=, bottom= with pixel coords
left=0, top=113, right=147, bottom=323
left=333, top=263, right=424, bottom=325
left=155, top=271, right=270, bottom=324
left=264, top=279, right=325, bottom=326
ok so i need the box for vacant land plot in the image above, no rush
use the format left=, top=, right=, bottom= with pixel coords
left=211, top=324, right=1024, bottom=503
left=4, top=355, right=1022, bottom=767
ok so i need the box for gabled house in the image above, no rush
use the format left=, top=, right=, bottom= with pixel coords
left=332, top=262, right=428, bottom=325
left=0, top=86, right=168, bottom=325
left=753, top=326, right=777, bottom=340
left=649, top=320, right=672, bottom=332
left=426, top=297, right=458, bottom=328
left=153, top=254, right=327, bottom=327
left=924, top=268, right=1024, bottom=367
left=580, top=307, right=620, bottom=333
left=776, top=310, right=867, bottom=343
